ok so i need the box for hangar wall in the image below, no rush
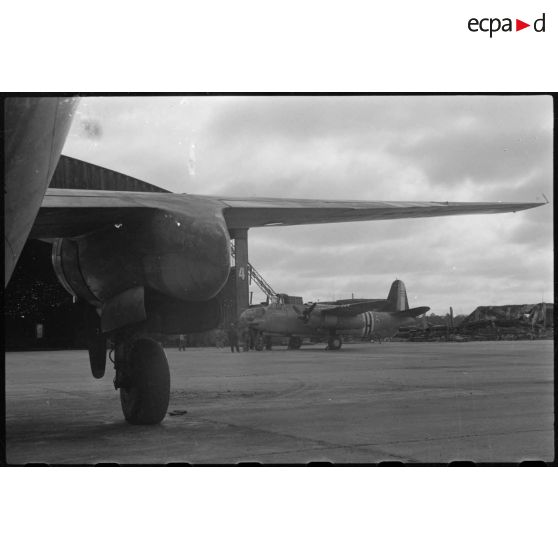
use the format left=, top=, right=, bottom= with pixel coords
left=50, top=155, right=170, bottom=193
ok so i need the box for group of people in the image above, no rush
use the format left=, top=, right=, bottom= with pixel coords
left=175, top=324, right=253, bottom=353
left=227, top=322, right=256, bottom=352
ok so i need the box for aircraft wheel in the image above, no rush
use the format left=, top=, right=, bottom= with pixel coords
left=255, top=336, right=264, bottom=351
left=264, top=336, right=273, bottom=350
left=327, top=336, right=343, bottom=351
left=119, top=338, right=170, bottom=425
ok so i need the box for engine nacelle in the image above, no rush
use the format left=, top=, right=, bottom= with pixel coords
left=139, top=210, right=230, bottom=301
left=52, top=208, right=231, bottom=332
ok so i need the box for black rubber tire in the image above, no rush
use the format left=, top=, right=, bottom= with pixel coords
left=264, top=336, right=273, bottom=350
left=120, top=338, right=170, bottom=425
left=327, top=336, right=343, bottom=351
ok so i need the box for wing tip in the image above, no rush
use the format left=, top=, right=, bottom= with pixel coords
left=498, top=201, right=548, bottom=213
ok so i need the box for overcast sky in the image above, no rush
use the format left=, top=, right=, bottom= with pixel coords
left=63, top=96, right=553, bottom=315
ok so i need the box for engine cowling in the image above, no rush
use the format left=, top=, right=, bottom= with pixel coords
left=52, top=208, right=231, bottom=332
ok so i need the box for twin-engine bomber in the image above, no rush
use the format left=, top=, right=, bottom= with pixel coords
left=4, top=97, right=546, bottom=425
left=239, top=279, right=428, bottom=350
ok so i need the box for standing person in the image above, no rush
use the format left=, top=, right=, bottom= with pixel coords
left=215, top=329, right=225, bottom=349
left=242, top=327, right=251, bottom=352
left=227, top=322, right=240, bottom=353
left=178, top=334, right=186, bottom=351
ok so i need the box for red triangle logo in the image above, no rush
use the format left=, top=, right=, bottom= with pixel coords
left=516, top=19, right=530, bottom=31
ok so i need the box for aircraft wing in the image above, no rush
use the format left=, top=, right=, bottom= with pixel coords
left=219, top=197, right=545, bottom=228
left=32, top=188, right=230, bottom=238
left=321, top=300, right=396, bottom=317
left=32, top=188, right=545, bottom=238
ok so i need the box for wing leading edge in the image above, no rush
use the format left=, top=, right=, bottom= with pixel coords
left=220, top=198, right=545, bottom=228
left=321, top=300, right=395, bottom=317
left=34, top=187, right=545, bottom=239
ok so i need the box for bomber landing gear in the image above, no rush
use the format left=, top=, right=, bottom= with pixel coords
left=326, top=336, right=343, bottom=351
left=114, top=336, right=170, bottom=425
left=85, top=305, right=107, bottom=378
left=287, top=336, right=302, bottom=350
left=255, top=333, right=274, bottom=350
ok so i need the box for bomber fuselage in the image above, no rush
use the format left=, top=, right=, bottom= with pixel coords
left=5, top=97, right=78, bottom=285
left=240, top=302, right=420, bottom=340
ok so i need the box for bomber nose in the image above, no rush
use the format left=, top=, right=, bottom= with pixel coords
left=238, top=312, right=255, bottom=327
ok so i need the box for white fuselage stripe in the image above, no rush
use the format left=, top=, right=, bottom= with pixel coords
left=363, top=311, right=373, bottom=338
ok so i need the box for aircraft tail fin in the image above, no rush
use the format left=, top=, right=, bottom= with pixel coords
left=386, top=279, right=409, bottom=312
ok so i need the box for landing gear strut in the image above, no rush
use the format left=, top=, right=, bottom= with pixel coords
left=264, top=335, right=273, bottom=350
left=85, top=305, right=107, bottom=379
left=287, top=336, right=302, bottom=350
left=113, top=335, right=170, bottom=425
left=255, top=333, right=273, bottom=350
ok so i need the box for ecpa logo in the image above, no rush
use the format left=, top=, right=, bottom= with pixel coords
left=468, top=13, right=546, bottom=37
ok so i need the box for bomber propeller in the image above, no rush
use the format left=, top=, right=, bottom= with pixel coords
left=294, top=302, right=317, bottom=323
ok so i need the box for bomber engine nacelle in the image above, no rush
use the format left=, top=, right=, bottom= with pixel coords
left=52, top=208, right=231, bottom=333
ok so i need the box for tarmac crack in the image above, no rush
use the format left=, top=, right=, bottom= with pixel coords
left=184, top=416, right=552, bottom=463
left=195, top=417, right=422, bottom=463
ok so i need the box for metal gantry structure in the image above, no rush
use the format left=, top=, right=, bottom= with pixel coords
left=230, top=241, right=277, bottom=301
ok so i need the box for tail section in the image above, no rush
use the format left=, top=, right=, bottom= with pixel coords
left=394, top=306, right=430, bottom=318
left=387, top=279, right=409, bottom=312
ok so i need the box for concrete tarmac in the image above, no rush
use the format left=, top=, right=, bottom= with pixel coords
left=5, top=340, right=554, bottom=464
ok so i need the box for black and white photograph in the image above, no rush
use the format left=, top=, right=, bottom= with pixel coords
left=4, top=94, right=553, bottom=464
